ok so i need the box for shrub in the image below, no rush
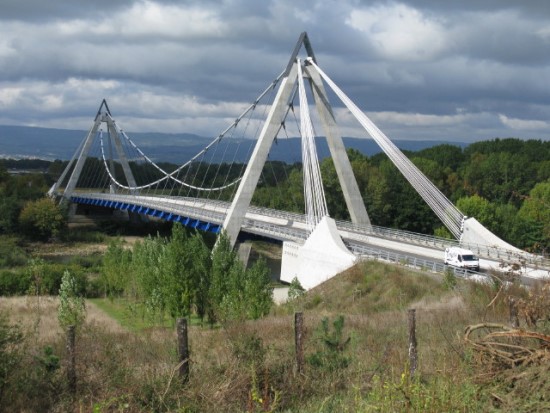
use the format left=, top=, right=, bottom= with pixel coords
left=287, top=276, right=305, bottom=301
left=19, top=197, right=67, bottom=240
left=307, top=315, right=351, bottom=372
left=443, top=268, right=457, bottom=290
left=0, top=311, right=24, bottom=409
left=0, top=270, right=31, bottom=296
left=0, top=236, right=27, bottom=268
left=57, top=270, right=86, bottom=329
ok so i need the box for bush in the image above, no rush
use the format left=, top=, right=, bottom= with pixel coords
left=307, top=315, right=351, bottom=372
left=25, top=260, right=88, bottom=296
left=0, top=237, right=27, bottom=268
left=59, top=228, right=106, bottom=243
left=19, top=197, right=67, bottom=240
left=0, top=311, right=24, bottom=409
left=0, top=270, right=31, bottom=296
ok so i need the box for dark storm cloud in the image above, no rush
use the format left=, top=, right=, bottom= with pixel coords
left=0, top=0, right=135, bottom=21
left=398, top=0, right=550, bottom=16
left=0, top=0, right=549, bottom=142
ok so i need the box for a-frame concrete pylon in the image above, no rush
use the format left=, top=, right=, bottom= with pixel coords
left=305, top=63, right=371, bottom=227
left=60, top=99, right=137, bottom=200
left=222, top=32, right=370, bottom=247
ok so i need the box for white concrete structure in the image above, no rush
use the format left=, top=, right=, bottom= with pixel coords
left=223, top=33, right=369, bottom=249
left=280, top=216, right=356, bottom=289
left=59, top=100, right=137, bottom=201
left=461, top=217, right=523, bottom=253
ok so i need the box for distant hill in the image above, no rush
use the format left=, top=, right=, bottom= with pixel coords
left=0, top=124, right=468, bottom=163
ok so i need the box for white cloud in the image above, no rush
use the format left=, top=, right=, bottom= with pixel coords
left=498, top=114, right=550, bottom=130
left=0, top=0, right=549, bottom=145
left=0, top=87, right=24, bottom=107
left=347, top=2, right=448, bottom=61
left=58, top=1, right=225, bottom=39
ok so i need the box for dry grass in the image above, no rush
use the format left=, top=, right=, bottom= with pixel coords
left=0, top=296, right=127, bottom=340
left=1, top=295, right=63, bottom=343
left=2, top=261, right=548, bottom=412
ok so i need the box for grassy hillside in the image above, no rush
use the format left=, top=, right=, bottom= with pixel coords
left=1, top=258, right=548, bottom=412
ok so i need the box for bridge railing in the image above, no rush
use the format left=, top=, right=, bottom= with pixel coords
left=76, top=193, right=227, bottom=224
left=346, top=241, right=491, bottom=282
left=337, top=220, right=550, bottom=268
left=242, top=218, right=307, bottom=242
left=73, top=192, right=550, bottom=269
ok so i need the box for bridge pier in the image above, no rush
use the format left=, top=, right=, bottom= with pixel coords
left=237, top=242, right=253, bottom=270
left=280, top=216, right=356, bottom=290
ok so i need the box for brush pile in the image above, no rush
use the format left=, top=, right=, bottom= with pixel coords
left=464, top=323, right=550, bottom=369
left=465, top=282, right=550, bottom=372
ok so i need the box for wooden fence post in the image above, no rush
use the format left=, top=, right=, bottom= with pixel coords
left=177, top=318, right=190, bottom=383
left=294, top=312, right=304, bottom=374
left=407, top=309, right=417, bottom=378
left=67, top=325, right=76, bottom=394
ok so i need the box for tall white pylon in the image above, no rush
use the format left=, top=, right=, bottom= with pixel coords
left=57, top=100, right=137, bottom=201
left=222, top=32, right=371, bottom=248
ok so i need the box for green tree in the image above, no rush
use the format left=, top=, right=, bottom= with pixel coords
left=518, top=181, right=550, bottom=251
left=461, top=143, right=538, bottom=205
left=219, top=260, right=248, bottom=322
left=217, top=258, right=273, bottom=322
left=188, top=232, right=212, bottom=322
left=208, top=232, right=237, bottom=323
left=208, top=233, right=272, bottom=323
left=320, top=157, right=349, bottom=220
left=242, top=257, right=272, bottom=319
left=416, top=143, right=465, bottom=171
left=57, top=270, right=86, bottom=329
left=131, top=236, right=166, bottom=321
left=18, top=197, right=66, bottom=240
left=456, top=195, right=497, bottom=229
left=101, top=238, right=132, bottom=297
left=0, top=193, right=20, bottom=233
left=160, top=224, right=205, bottom=320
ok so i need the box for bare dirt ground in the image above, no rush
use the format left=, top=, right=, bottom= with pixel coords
left=29, top=235, right=144, bottom=261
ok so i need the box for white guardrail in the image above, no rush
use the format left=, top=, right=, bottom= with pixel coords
left=69, top=192, right=550, bottom=270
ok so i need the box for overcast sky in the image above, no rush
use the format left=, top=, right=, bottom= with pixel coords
left=1, top=0, right=550, bottom=143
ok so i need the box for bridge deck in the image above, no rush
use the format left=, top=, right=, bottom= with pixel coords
left=69, top=192, right=550, bottom=278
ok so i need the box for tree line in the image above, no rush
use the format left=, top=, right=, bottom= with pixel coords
left=253, top=138, right=549, bottom=253
left=1, top=137, right=549, bottom=252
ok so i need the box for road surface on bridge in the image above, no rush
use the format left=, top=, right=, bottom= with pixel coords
left=72, top=192, right=550, bottom=282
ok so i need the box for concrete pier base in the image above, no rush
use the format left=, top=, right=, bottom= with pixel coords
left=280, top=216, right=356, bottom=290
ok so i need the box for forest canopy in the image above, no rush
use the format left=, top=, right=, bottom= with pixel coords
left=1, top=137, right=548, bottom=252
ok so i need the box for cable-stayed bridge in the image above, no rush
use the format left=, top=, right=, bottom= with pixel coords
left=50, top=33, right=549, bottom=289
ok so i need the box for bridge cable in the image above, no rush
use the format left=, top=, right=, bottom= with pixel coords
left=103, top=116, right=242, bottom=192
left=308, top=58, right=465, bottom=239
left=98, top=70, right=288, bottom=194
left=297, top=58, right=329, bottom=231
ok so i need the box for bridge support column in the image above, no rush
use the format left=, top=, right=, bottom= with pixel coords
left=222, top=63, right=299, bottom=248
left=105, top=116, right=138, bottom=191
left=305, top=64, right=371, bottom=227
left=280, top=216, right=356, bottom=290
left=62, top=118, right=102, bottom=200
left=236, top=242, right=253, bottom=270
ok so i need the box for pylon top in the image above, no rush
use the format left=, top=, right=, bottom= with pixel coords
left=284, top=32, right=317, bottom=76
left=95, top=99, right=112, bottom=120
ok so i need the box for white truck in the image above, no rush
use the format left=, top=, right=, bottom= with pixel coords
left=444, top=247, right=480, bottom=272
